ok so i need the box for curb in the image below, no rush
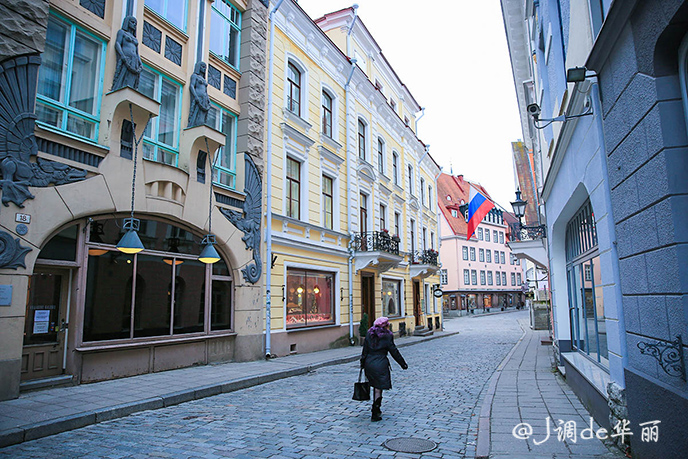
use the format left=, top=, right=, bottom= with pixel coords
left=0, top=331, right=459, bottom=448
left=474, top=322, right=529, bottom=459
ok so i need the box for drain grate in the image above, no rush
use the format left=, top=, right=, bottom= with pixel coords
left=383, top=437, right=437, bottom=453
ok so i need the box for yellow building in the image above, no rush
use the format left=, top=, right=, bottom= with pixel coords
left=263, top=1, right=441, bottom=356
left=0, top=0, right=268, bottom=400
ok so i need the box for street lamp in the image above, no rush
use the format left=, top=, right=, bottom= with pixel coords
left=510, top=189, right=546, bottom=241
left=510, top=189, right=527, bottom=224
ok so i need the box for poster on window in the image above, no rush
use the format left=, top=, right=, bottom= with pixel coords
left=33, top=310, right=51, bottom=334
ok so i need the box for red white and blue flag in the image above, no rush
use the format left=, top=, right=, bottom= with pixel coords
left=466, top=184, right=495, bottom=240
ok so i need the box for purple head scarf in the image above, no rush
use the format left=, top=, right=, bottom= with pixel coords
left=369, top=316, right=392, bottom=339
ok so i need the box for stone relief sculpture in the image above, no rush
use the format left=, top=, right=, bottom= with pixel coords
left=0, top=231, right=32, bottom=269
left=220, top=156, right=262, bottom=284
left=111, top=16, right=143, bottom=91
left=0, top=55, right=87, bottom=208
left=188, top=61, right=212, bottom=128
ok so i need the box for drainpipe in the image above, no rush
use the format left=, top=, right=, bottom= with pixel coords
left=415, top=107, right=425, bottom=135
left=265, top=0, right=285, bottom=359
left=433, top=169, right=443, bottom=329
left=345, top=5, right=358, bottom=345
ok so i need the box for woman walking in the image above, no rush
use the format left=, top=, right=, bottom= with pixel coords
left=360, top=317, right=408, bottom=421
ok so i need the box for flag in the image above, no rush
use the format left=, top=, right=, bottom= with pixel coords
left=466, top=184, right=494, bottom=241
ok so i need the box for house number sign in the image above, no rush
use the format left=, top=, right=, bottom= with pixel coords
left=15, top=213, right=31, bottom=224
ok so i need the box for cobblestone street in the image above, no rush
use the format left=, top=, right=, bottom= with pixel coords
left=0, top=313, right=526, bottom=459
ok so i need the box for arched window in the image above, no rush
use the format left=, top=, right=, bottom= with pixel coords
left=287, top=62, right=302, bottom=116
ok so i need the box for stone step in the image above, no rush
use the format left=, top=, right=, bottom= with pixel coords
left=20, top=375, right=74, bottom=393
left=413, top=326, right=434, bottom=337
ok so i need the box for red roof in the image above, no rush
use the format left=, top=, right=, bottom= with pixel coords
left=437, top=173, right=493, bottom=238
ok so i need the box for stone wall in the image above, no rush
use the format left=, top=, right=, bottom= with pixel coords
left=0, top=0, right=49, bottom=60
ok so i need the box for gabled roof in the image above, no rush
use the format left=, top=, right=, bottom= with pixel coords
left=437, top=173, right=493, bottom=238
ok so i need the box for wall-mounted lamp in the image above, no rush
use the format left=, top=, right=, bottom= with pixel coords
left=88, top=220, right=108, bottom=256
left=510, top=189, right=546, bottom=241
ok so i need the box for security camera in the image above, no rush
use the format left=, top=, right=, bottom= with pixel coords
left=527, top=103, right=541, bottom=119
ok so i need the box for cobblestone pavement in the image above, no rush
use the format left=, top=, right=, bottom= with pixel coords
left=0, top=313, right=526, bottom=459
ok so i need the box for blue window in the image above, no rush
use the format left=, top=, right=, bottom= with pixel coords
left=138, top=67, right=181, bottom=166
left=210, top=0, right=242, bottom=70
left=36, top=14, right=105, bottom=142
left=145, top=0, right=188, bottom=31
left=207, top=105, right=238, bottom=190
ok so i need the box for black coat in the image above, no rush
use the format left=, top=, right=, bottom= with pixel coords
left=360, top=330, right=407, bottom=390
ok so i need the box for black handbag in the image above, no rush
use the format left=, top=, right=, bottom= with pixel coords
left=352, top=368, right=370, bottom=401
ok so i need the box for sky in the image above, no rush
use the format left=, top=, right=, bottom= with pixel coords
left=295, top=0, right=524, bottom=210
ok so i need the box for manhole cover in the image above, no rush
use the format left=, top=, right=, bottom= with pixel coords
left=383, top=437, right=437, bottom=453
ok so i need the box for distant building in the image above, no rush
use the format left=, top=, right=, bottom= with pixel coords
left=437, top=174, right=524, bottom=314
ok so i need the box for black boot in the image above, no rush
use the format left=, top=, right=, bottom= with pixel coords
left=371, top=396, right=382, bottom=422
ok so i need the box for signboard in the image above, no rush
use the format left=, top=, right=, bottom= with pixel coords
left=33, top=310, right=50, bottom=334
left=0, top=285, right=11, bottom=306
left=433, top=288, right=444, bottom=298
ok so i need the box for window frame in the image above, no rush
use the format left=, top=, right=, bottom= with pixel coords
left=470, top=247, right=476, bottom=261
left=207, top=104, right=238, bottom=190
left=286, top=156, right=301, bottom=219
left=285, top=268, right=336, bottom=329
left=463, top=269, right=470, bottom=285
left=287, top=61, right=302, bottom=117
left=379, top=203, right=387, bottom=231
left=392, top=152, right=399, bottom=185
left=381, top=278, right=403, bottom=318
left=321, top=89, right=334, bottom=138
left=358, top=118, right=367, bottom=161
left=209, top=0, right=242, bottom=70
left=462, top=246, right=468, bottom=260
left=139, top=66, right=182, bottom=166
left=36, top=13, right=106, bottom=143
left=145, top=0, right=189, bottom=32
left=377, top=137, right=385, bottom=174
left=322, top=174, right=334, bottom=230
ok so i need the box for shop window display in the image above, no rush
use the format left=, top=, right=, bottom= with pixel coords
left=286, top=269, right=334, bottom=328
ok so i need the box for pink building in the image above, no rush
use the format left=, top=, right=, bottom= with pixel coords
left=437, top=174, right=525, bottom=312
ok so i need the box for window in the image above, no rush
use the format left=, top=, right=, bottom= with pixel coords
left=286, top=157, right=301, bottom=219
left=394, top=212, right=400, bottom=239
left=500, top=252, right=506, bottom=265
left=82, top=218, right=232, bottom=342
left=428, top=185, right=433, bottom=210
left=382, top=279, right=402, bottom=317
left=323, top=175, right=333, bottom=229
left=485, top=230, right=490, bottom=242
left=209, top=0, right=241, bottom=69
left=422, top=227, right=427, bottom=250
left=322, top=91, right=333, bottom=137
left=462, top=246, right=468, bottom=260
left=360, top=193, right=368, bottom=233
left=145, top=0, right=188, bottom=31
left=392, top=152, right=399, bottom=185
left=441, top=269, right=448, bottom=285
left=511, top=272, right=516, bottom=286
left=478, top=228, right=483, bottom=240
left=566, top=200, right=607, bottom=366
left=377, top=138, right=385, bottom=174
left=420, top=178, right=426, bottom=206
left=286, top=269, right=335, bottom=328
left=494, top=250, right=500, bottom=263
left=408, top=165, right=414, bottom=195
left=207, top=106, right=237, bottom=189
left=451, top=209, right=458, bottom=218
left=510, top=254, right=515, bottom=265
left=502, top=272, right=507, bottom=286
left=287, top=62, right=301, bottom=116
left=463, top=269, right=470, bottom=285
left=493, top=230, right=499, bottom=242
left=487, top=271, right=493, bottom=286
left=499, top=232, right=505, bottom=244
left=410, top=219, right=416, bottom=254
left=390, top=98, right=396, bottom=110
left=496, top=271, right=501, bottom=286
left=358, top=119, right=367, bottom=160
left=430, top=231, right=435, bottom=250
left=517, top=273, right=522, bottom=285
left=36, top=15, right=104, bottom=141
left=480, top=271, right=486, bottom=285
left=469, top=247, right=476, bottom=261
left=471, top=270, right=477, bottom=285
left=139, top=68, right=181, bottom=166
left=380, top=204, right=387, bottom=231
left=486, top=250, right=491, bottom=263
left=479, top=248, right=485, bottom=262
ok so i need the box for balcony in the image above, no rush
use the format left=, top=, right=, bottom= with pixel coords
left=352, top=231, right=403, bottom=273
left=410, top=249, right=440, bottom=279
left=508, top=222, right=548, bottom=269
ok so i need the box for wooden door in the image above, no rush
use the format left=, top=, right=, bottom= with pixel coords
left=413, top=281, right=422, bottom=326
left=21, top=271, right=68, bottom=381
left=361, top=274, right=375, bottom=326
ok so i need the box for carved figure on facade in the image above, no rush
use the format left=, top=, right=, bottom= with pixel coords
left=0, top=55, right=88, bottom=208
left=220, top=156, right=262, bottom=283
left=0, top=230, right=31, bottom=269
left=188, top=61, right=212, bottom=128
left=111, top=16, right=143, bottom=91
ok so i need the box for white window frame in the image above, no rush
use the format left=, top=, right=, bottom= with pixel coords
left=285, top=55, right=308, bottom=119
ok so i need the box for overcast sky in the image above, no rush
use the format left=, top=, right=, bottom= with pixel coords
left=295, top=0, right=524, bottom=209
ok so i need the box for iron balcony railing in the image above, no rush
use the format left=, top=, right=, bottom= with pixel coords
left=352, top=231, right=400, bottom=255
left=509, top=222, right=547, bottom=242
left=411, top=249, right=439, bottom=266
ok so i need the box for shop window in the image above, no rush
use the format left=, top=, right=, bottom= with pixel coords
left=37, top=15, right=104, bottom=141
left=382, top=279, right=402, bottom=317
left=207, top=105, right=237, bottom=189
left=209, top=0, right=241, bottom=69
left=145, top=0, right=188, bottom=31
left=138, top=67, right=181, bottom=166
left=286, top=269, right=335, bottom=328
left=566, top=200, right=608, bottom=367
left=81, top=218, right=232, bottom=342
